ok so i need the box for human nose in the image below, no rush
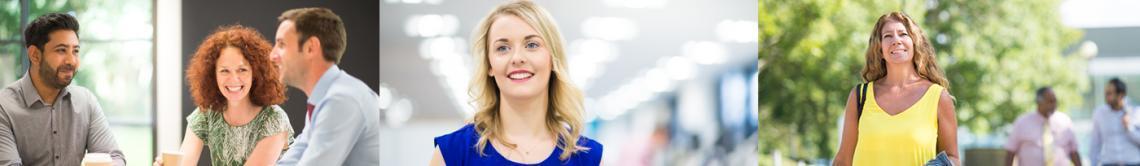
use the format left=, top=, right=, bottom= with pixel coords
left=508, top=48, right=526, bottom=66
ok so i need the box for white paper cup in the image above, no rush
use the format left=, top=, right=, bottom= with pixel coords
left=161, top=151, right=182, bottom=166
left=82, top=153, right=112, bottom=166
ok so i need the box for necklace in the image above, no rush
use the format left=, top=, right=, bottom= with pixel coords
left=509, top=145, right=533, bottom=161
left=499, top=137, right=550, bottom=163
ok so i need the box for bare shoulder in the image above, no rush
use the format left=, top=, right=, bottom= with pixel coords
left=429, top=146, right=445, bottom=166
left=848, top=85, right=859, bottom=99
left=845, top=83, right=865, bottom=104
left=938, top=88, right=953, bottom=103
left=937, top=88, right=956, bottom=112
left=843, top=84, right=865, bottom=113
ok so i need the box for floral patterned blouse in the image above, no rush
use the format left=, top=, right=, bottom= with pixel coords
left=188, top=105, right=294, bottom=166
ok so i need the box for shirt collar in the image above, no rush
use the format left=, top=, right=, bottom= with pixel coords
left=18, top=72, right=71, bottom=107
left=307, top=65, right=341, bottom=105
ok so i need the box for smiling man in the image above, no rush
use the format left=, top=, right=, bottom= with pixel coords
left=0, top=13, right=125, bottom=166
left=270, top=8, right=380, bottom=166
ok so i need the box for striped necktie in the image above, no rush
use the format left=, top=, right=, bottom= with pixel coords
left=1043, top=122, right=1053, bottom=166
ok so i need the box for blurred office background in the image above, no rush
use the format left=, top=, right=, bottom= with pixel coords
left=379, top=0, right=758, bottom=165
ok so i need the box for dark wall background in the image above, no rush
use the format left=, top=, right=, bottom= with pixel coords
left=181, top=0, right=378, bottom=165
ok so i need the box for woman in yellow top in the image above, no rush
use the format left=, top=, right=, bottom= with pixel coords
left=832, top=12, right=959, bottom=166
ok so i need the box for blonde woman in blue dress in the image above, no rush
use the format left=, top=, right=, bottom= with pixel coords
left=429, top=1, right=603, bottom=165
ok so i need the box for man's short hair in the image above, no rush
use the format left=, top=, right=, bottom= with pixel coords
left=278, top=7, right=346, bottom=64
left=1110, top=77, right=1127, bottom=96
left=1036, top=86, right=1053, bottom=102
left=24, top=13, right=80, bottom=52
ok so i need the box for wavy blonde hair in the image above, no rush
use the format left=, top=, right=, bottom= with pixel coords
left=862, top=12, right=950, bottom=89
left=467, top=0, right=587, bottom=161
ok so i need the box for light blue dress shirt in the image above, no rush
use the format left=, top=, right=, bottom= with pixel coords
left=278, top=65, right=380, bottom=166
left=1089, top=104, right=1140, bottom=165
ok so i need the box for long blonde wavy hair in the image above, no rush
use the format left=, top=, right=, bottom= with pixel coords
left=862, top=11, right=950, bottom=90
left=467, top=0, right=588, bottom=160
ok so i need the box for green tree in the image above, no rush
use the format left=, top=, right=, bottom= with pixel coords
left=757, top=0, right=1088, bottom=161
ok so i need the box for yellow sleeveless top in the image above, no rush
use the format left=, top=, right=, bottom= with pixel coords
left=852, top=82, right=943, bottom=166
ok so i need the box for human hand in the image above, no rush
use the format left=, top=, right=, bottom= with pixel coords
left=153, top=156, right=163, bottom=166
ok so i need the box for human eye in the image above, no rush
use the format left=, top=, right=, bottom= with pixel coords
left=496, top=45, right=510, bottom=53
left=526, top=42, right=540, bottom=49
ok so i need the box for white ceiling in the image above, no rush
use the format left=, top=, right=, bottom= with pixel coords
left=379, top=0, right=758, bottom=120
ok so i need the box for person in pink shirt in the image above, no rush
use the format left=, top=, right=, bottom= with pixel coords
left=1005, top=87, right=1082, bottom=166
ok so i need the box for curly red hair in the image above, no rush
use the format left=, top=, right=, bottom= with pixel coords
left=187, top=25, right=285, bottom=111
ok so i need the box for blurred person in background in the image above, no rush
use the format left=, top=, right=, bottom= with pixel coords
left=1090, top=77, right=1140, bottom=165
left=1005, top=87, right=1081, bottom=166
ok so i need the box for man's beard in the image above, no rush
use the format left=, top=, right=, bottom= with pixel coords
left=38, top=61, right=75, bottom=89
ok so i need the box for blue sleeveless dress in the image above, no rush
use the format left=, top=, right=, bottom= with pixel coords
left=434, top=124, right=603, bottom=166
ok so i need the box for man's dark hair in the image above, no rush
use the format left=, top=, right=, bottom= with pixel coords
left=278, top=7, right=346, bottom=64
left=1037, top=86, right=1053, bottom=102
left=24, top=13, right=80, bottom=52
left=1110, top=77, right=1127, bottom=96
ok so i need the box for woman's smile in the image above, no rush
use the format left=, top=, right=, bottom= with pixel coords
left=507, top=69, right=534, bottom=83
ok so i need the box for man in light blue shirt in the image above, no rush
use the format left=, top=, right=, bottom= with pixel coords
left=1090, top=78, right=1140, bottom=165
left=270, top=7, right=380, bottom=166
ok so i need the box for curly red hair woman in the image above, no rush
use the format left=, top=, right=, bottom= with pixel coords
left=155, top=25, right=294, bottom=166
left=187, top=26, right=285, bottom=109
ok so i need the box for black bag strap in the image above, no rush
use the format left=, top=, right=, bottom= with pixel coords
left=857, top=83, right=868, bottom=118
